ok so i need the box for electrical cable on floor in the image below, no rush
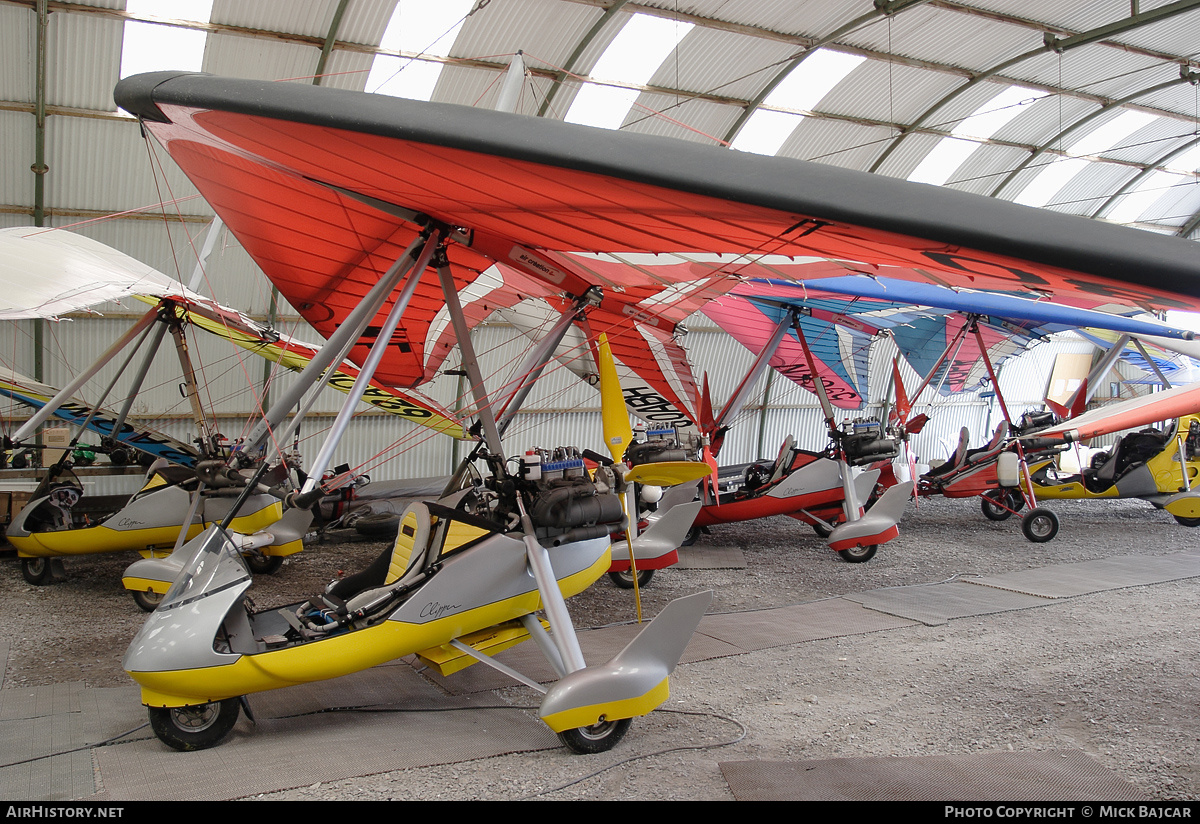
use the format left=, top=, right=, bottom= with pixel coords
left=0, top=722, right=150, bottom=769
left=271, top=701, right=747, bottom=799
left=522, top=708, right=748, bottom=800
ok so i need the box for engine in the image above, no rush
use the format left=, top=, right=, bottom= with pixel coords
left=836, top=418, right=902, bottom=466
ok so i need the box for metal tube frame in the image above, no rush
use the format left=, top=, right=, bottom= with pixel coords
left=495, top=287, right=601, bottom=436
left=11, top=305, right=160, bottom=444
left=241, top=232, right=432, bottom=459
left=299, top=230, right=444, bottom=495
left=715, top=311, right=792, bottom=432
left=435, top=252, right=503, bottom=455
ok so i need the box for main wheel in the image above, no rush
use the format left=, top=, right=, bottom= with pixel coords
left=557, top=717, right=633, bottom=754
left=147, top=699, right=240, bottom=751
left=980, top=489, right=1022, bottom=521
left=836, top=544, right=877, bottom=563
left=608, top=568, right=655, bottom=589
left=1021, top=507, right=1059, bottom=543
left=812, top=521, right=833, bottom=539
left=131, top=588, right=164, bottom=612
left=680, top=526, right=700, bottom=547
left=1173, top=515, right=1200, bottom=527
left=243, top=553, right=284, bottom=575
left=21, top=558, right=52, bottom=585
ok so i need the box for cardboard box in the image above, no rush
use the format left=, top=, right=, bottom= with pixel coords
left=42, top=426, right=71, bottom=466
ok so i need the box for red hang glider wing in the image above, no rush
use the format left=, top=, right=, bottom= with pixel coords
left=1027, top=382, right=1200, bottom=444
left=493, top=273, right=702, bottom=432
left=115, top=73, right=1200, bottom=382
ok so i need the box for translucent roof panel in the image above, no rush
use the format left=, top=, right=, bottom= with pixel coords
left=366, top=0, right=475, bottom=101
left=119, top=1, right=213, bottom=80
left=731, top=49, right=866, bottom=156
left=908, top=86, right=1048, bottom=186
left=1015, top=111, right=1159, bottom=208
left=564, top=13, right=693, bottom=130
left=1106, top=144, right=1200, bottom=225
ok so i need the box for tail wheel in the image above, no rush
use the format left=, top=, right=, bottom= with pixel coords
left=20, top=558, right=52, bottom=585
left=557, top=717, right=633, bottom=754
left=608, top=569, right=655, bottom=589
left=836, top=544, right=877, bottom=563
left=148, top=699, right=240, bottom=751
left=244, top=553, right=284, bottom=575
left=1021, top=507, right=1059, bottom=543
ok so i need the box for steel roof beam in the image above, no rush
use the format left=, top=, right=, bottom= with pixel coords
left=719, top=0, right=932, bottom=147
left=868, top=0, right=1200, bottom=174
left=988, top=74, right=1191, bottom=199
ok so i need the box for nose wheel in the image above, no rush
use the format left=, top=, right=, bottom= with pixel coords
left=836, top=543, right=877, bottom=563
left=557, top=717, right=633, bottom=754
left=608, top=569, right=655, bottom=589
left=1020, top=507, right=1059, bottom=543
left=131, top=588, right=164, bottom=612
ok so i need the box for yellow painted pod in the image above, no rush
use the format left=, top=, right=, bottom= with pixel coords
left=541, top=678, right=669, bottom=733
left=131, top=544, right=611, bottom=708
left=416, top=619, right=539, bottom=677
left=10, top=522, right=205, bottom=558
left=122, top=575, right=171, bottom=596
left=1165, top=495, right=1200, bottom=519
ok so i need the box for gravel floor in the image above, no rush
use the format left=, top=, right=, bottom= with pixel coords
left=2, top=494, right=1197, bottom=800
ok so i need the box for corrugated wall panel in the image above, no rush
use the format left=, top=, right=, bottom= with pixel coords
left=47, top=10, right=122, bottom=111
left=0, top=111, right=34, bottom=209
left=45, top=117, right=201, bottom=215
left=0, top=4, right=34, bottom=105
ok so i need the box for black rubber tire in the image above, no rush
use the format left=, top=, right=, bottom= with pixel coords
left=244, top=553, right=284, bottom=575
left=132, top=588, right=164, bottom=612
left=812, top=522, right=833, bottom=539
left=836, top=544, right=877, bottom=563
left=680, top=526, right=700, bottom=547
left=557, top=717, right=633, bottom=754
left=1173, top=515, right=1200, bottom=527
left=21, top=558, right=52, bottom=585
left=980, top=489, right=1022, bottom=521
left=1021, top=507, right=1059, bottom=543
left=353, top=513, right=401, bottom=537
left=147, top=698, right=240, bottom=751
left=608, top=568, right=655, bottom=589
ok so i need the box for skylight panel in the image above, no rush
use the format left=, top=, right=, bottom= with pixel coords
left=564, top=14, right=694, bottom=130
left=119, top=0, right=213, bottom=79
left=1015, top=110, right=1157, bottom=208
left=731, top=49, right=864, bottom=156
left=908, top=86, right=1046, bottom=186
left=366, top=0, right=475, bottom=101
left=731, top=109, right=804, bottom=156
left=1105, top=171, right=1180, bottom=224
left=1106, top=144, right=1200, bottom=225
left=1162, top=144, right=1200, bottom=176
